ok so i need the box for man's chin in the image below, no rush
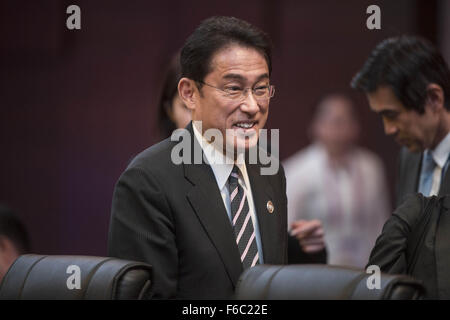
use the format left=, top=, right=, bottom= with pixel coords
left=224, top=136, right=259, bottom=156
left=226, top=129, right=259, bottom=149
left=404, top=142, right=423, bottom=153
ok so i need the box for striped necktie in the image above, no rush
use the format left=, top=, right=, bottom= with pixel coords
left=228, top=165, right=259, bottom=269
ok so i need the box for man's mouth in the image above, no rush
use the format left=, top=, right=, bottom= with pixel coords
left=395, top=136, right=408, bottom=146
left=233, top=121, right=257, bottom=130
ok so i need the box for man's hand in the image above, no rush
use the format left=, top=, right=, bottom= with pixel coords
left=290, top=219, right=325, bottom=253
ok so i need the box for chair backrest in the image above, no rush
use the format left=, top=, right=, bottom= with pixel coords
left=235, top=264, right=425, bottom=300
left=0, top=254, right=152, bottom=300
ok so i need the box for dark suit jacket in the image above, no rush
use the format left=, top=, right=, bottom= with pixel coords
left=107, top=123, right=289, bottom=299
left=396, top=147, right=450, bottom=207
left=367, top=194, right=450, bottom=299
left=383, top=147, right=450, bottom=299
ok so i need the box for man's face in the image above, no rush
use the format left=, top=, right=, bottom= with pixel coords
left=192, top=45, right=270, bottom=151
left=367, top=86, right=438, bottom=152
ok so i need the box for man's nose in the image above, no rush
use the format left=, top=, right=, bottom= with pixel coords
left=383, top=119, right=398, bottom=136
left=240, top=90, right=260, bottom=115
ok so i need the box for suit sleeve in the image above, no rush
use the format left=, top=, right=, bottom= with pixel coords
left=366, top=215, right=409, bottom=274
left=107, top=166, right=178, bottom=299
left=366, top=194, right=423, bottom=274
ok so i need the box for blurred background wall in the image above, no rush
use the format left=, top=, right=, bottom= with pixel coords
left=1, top=0, right=449, bottom=255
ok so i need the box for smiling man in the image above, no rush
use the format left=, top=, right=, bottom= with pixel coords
left=107, top=16, right=321, bottom=299
left=179, top=44, right=272, bottom=160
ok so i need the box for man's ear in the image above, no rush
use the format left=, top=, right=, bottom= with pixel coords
left=426, top=83, right=445, bottom=113
left=0, top=236, right=17, bottom=254
left=178, top=78, right=197, bottom=111
left=0, top=236, right=20, bottom=281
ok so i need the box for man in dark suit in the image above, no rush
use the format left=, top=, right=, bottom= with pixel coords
left=108, top=16, right=325, bottom=299
left=351, top=36, right=450, bottom=298
left=351, top=36, right=450, bottom=205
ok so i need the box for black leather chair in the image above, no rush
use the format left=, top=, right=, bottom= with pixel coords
left=0, top=254, right=152, bottom=300
left=235, top=264, right=425, bottom=300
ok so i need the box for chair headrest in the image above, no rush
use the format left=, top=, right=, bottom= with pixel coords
left=235, top=264, right=425, bottom=300
left=0, top=254, right=152, bottom=300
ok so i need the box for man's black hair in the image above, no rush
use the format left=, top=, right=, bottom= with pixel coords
left=180, top=16, right=272, bottom=88
left=351, top=35, right=450, bottom=113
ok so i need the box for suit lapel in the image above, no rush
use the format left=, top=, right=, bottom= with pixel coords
left=183, top=124, right=243, bottom=287
left=247, top=163, right=282, bottom=264
left=398, top=150, right=422, bottom=206
left=438, top=165, right=450, bottom=195
left=405, top=151, right=421, bottom=193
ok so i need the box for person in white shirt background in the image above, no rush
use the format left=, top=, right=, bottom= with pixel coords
left=284, top=93, right=391, bottom=268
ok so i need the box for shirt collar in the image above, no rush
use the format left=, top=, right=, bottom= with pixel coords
left=192, top=122, right=246, bottom=190
left=429, top=132, right=450, bottom=168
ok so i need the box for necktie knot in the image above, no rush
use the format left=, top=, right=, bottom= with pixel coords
left=228, top=165, right=240, bottom=187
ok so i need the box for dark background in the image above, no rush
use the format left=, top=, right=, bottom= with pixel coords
left=1, top=0, right=449, bottom=256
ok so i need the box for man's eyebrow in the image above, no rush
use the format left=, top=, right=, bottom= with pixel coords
left=255, top=73, right=270, bottom=82
left=222, top=73, right=270, bottom=82
left=222, top=73, right=245, bottom=81
left=378, top=109, right=399, bottom=116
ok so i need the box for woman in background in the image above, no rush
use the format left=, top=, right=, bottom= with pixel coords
left=157, top=52, right=192, bottom=138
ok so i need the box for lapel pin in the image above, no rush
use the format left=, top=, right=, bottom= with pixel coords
left=266, top=200, right=274, bottom=214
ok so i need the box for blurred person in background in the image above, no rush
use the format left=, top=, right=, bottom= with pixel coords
left=0, top=204, right=30, bottom=282
left=157, top=51, right=192, bottom=138
left=283, top=93, right=390, bottom=268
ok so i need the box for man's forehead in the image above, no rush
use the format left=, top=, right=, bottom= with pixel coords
left=367, top=86, right=404, bottom=112
left=208, top=45, right=269, bottom=79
